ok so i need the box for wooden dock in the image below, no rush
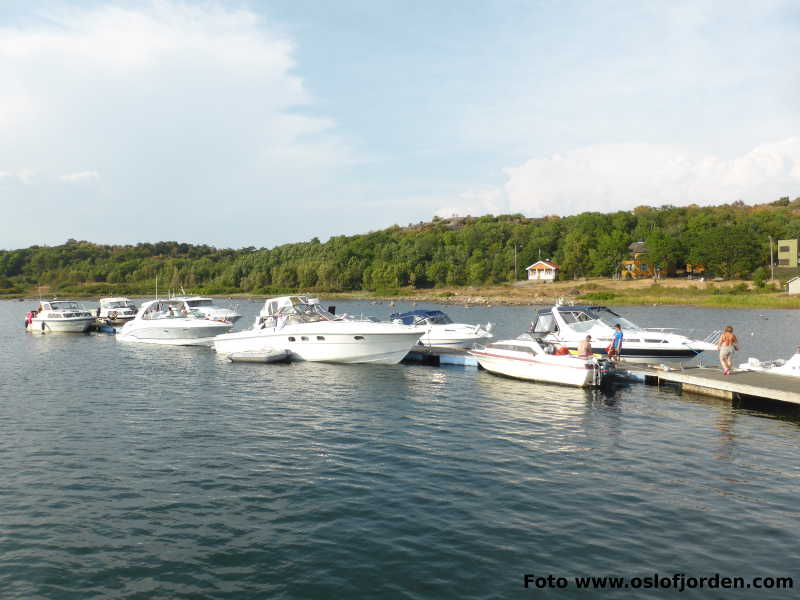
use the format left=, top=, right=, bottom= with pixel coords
left=621, top=364, right=800, bottom=406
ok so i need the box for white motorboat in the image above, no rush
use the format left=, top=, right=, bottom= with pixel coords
left=390, top=309, right=493, bottom=349
left=26, top=300, right=94, bottom=333
left=739, top=348, right=800, bottom=377
left=213, top=296, right=425, bottom=364
left=529, top=304, right=718, bottom=364
left=169, top=295, right=242, bottom=324
left=97, top=297, right=137, bottom=324
left=117, top=299, right=234, bottom=346
left=469, top=334, right=611, bottom=387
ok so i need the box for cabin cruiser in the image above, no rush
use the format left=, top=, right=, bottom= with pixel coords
left=213, top=296, right=425, bottom=364
left=390, top=309, right=493, bottom=349
left=529, top=305, right=717, bottom=364
left=739, top=348, right=800, bottom=377
left=169, top=296, right=242, bottom=324
left=117, top=299, right=234, bottom=345
left=469, top=334, right=612, bottom=387
left=26, top=300, right=94, bottom=333
left=97, top=297, right=137, bottom=324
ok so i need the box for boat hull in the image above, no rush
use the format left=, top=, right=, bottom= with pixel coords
left=214, top=328, right=423, bottom=365
left=27, top=318, right=93, bottom=333
left=470, top=349, right=597, bottom=387
left=117, top=321, right=233, bottom=346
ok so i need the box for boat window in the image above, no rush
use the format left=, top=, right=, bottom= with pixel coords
left=354, top=335, right=364, bottom=340
left=429, top=314, right=452, bottom=325
left=107, top=300, right=129, bottom=308
left=317, top=336, right=325, bottom=341
left=531, top=313, right=556, bottom=334
left=626, top=339, right=640, bottom=343
left=561, top=312, right=578, bottom=324
left=186, top=299, right=214, bottom=307
left=288, top=336, right=296, bottom=342
left=301, top=336, right=309, bottom=341
left=644, top=339, right=662, bottom=343
left=594, top=308, right=641, bottom=330
left=48, top=313, right=60, bottom=318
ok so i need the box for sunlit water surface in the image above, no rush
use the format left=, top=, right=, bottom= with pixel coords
left=1, top=299, right=799, bottom=599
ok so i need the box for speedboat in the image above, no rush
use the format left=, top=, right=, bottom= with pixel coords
left=213, top=295, right=425, bottom=364
left=529, top=304, right=718, bottom=364
left=739, top=348, right=800, bottom=377
left=168, top=295, right=242, bottom=324
left=97, top=297, right=137, bottom=324
left=390, top=309, right=493, bottom=349
left=26, top=300, right=94, bottom=333
left=469, top=334, right=612, bottom=387
left=117, top=299, right=234, bottom=346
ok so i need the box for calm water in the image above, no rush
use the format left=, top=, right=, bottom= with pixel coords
left=1, top=298, right=799, bottom=599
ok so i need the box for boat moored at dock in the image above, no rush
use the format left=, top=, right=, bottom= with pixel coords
left=26, top=300, right=95, bottom=333
left=213, top=295, right=425, bottom=364
left=390, top=309, right=493, bottom=349
left=117, top=299, right=234, bottom=346
left=530, top=304, right=717, bottom=364
left=168, top=296, right=242, bottom=324
left=469, top=334, right=612, bottom=387
left=97, top=297, right=137, bottom=324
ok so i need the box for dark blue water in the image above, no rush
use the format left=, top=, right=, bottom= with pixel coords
left=1, top=299, right=799, bottom=599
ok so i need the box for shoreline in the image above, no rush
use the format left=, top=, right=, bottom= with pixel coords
left=5, top=278, right=800, bottom=310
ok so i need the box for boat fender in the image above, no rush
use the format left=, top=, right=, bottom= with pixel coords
left=554, top=346, right=570, bottom=356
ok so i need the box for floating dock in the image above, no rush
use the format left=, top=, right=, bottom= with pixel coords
left=621, top=364, right=800, bottom=406
left=403, top=346, right=479, bottom=367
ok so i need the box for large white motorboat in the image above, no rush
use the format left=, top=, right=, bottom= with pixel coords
left=469, top=334, right=612, bottom=387
left=389, top=309, right=493, bottom=349
left=97, top=297, right=137, bottom=324
left=117, top=299, right=234, bottom=346
left=26, top=300, right=95, bottom=333
left=169, top=295, right=242, bottom=324
left=529, top=304, right=718, bottom=364
left=213, top=296, right=425, bottom=364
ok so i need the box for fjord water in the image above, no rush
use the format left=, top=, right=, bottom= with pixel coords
left=1, top=299, right=799, bottom=599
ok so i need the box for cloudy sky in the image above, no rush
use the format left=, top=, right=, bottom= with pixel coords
left=1, top=0, right=799, bottom=250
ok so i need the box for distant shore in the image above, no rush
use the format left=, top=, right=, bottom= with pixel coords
left=6, top=278, right=800, bottom=310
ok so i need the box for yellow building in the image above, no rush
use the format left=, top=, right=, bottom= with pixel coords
left=620, top=242, right=654, bottom=279
left=777, top=239, right=799, bottom=268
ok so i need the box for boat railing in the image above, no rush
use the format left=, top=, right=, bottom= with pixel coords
left=703, top=330, right=723, bottom=346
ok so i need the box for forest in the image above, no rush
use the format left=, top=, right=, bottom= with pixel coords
left=2, top=197, right=800, bottom=297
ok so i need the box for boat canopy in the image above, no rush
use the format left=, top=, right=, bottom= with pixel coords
left=390, top=310, right=453, bottom=325
left=532, top=305, right=641, bottom=334
left=261, top=296, right=334, bottom=322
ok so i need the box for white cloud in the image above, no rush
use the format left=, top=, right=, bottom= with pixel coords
left=59, top=171, right=99, bottom=183
left=438, top=138, right=800, bottom=218
left=0, top=0, right=354, bottom=248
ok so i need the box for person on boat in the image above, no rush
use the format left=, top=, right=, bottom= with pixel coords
left=577, top=335, right=593, bottom=358
left=718, top=325, right=739, bottom=375
left=607, top=324, right=623, bottom=362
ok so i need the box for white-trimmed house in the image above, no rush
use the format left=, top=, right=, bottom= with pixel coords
left=787, top=277, right=800, bottom=295
left=525, top=260, right=559, bottom=282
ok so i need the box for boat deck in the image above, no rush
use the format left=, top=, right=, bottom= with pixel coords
left=620, top=364, right=800, bottom=406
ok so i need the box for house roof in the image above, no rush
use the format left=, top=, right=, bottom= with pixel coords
left=787, top=277, right=800, bottom=284
left=525, top=260, right=559, bottom=270
left=629, top=241, right=648, bottom=254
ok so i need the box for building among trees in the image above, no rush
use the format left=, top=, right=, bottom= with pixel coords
left=525, top=260, right=559, bottom=281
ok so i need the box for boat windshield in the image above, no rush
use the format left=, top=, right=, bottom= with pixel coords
left=186, top=299, right=214, bottom=307
left=427, top=314, right=453, bottom=325
left=105, top=300, right=132, bottom=308
left=275, top=299, right=334, bottom=322
left=592, top=308, right=641, bottom=331
left=51, top=301, right=80, bottom=310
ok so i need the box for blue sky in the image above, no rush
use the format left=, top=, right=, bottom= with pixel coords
left=1, top=0, right=799, bottom=249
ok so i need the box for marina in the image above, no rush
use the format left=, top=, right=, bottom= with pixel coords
left=4, top=298, right=800, bottom=599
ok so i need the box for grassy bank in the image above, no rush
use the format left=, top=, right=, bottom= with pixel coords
left=4, top=278, right=800, bottom=310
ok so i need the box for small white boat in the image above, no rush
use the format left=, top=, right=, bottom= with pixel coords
left=390, top=309, right=493, bottom=349
left=469, top=334, right=611, bottom=387
left=739, top=348, right=800, bottom=377
left=97, top=297, right=137, bottom=324
left=26, top=300, right=94, bottom=333
left=117, top=299, right=234, bottom=346
left=214, top=295, right=425, bottom=364
left=530, top=304, right=718, bottom=364
left=168, top=296, right=242, bottom=324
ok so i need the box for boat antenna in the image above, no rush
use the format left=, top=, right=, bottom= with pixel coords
left=155, top=274, right=158, bottom=300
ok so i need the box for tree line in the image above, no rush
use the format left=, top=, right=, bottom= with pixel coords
left=2, top=197, right=799, bottom=295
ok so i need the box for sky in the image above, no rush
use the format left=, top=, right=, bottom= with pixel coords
left=1, top=0, right=799, bottom=250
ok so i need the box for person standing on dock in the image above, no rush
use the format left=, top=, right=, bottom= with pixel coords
left=607, top=324, right=623, bottom=362
left=718, top=325, right=739, bottom=375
